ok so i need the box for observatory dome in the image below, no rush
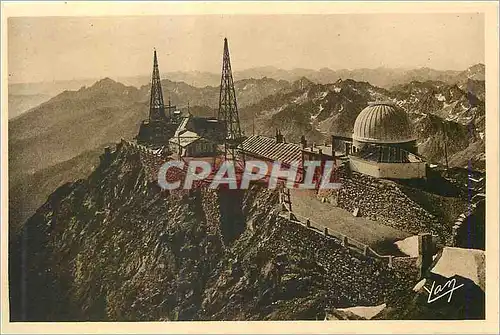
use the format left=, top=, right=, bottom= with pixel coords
left=353, top=102, right=414, bottom=144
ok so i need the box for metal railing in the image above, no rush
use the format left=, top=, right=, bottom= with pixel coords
left=280, top=210, right=400, bottom=268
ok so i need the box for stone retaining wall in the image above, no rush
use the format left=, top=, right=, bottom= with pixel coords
left=318, top=166, right=449, bottom=243
left=280, top=211, right=419, bottom=272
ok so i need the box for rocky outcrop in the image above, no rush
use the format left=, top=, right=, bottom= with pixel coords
left=9, top=145, right=416, bottom=321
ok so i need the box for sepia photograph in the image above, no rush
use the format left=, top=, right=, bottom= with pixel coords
left=1, top=1, right=499, bottom=334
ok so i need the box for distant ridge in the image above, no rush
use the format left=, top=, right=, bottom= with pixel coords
left=9, top=63, right=484, bottom=94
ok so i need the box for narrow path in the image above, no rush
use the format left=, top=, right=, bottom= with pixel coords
left=289, top=189, right=411, bottom=256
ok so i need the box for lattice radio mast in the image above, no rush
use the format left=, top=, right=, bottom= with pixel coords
left=149, top=49, right=166, bottom=121
left=218, top=38, right=244, bottom=161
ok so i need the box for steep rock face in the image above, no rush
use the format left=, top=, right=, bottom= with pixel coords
left=9, top=146, right=415, bottom=321
left=414, top=114, right=475, bottom=164
left=390, top=80, right=484, bottom=169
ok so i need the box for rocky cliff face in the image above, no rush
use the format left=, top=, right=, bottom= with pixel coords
left=9, top=145, right=416, bottom=321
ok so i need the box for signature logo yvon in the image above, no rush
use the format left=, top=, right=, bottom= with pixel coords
left=424, top=278, right=465, bottom=304
left=157, top=159, right=342, bottom=190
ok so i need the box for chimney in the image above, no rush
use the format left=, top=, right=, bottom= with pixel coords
left=300, top=135, right=307, bottom=149
left=275, top=129, right=284, bottom=143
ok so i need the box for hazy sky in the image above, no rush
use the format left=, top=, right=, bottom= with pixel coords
left=8, top=14, right=484, bottom=83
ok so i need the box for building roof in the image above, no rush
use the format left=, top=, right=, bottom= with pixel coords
left=353, top=102, right=414, bottom=144
left=173, top=117, right=191, bottom=138
left=169, top=130, right=200, bottom=147
left=173, top=115, right=225, bottom=143
left=240, top=135, right=302, bottom=165
left=189, top=116, right=222, bottom=130
left=187, top=116, right=225, bottom=142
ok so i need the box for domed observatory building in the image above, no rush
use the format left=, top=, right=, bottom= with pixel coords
left=349, top=101, right=427, bottom=179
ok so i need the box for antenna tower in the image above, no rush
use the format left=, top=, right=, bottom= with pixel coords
left=218, top=38, right=244, bottom=161
left=149, top=49, right=166, bottom=121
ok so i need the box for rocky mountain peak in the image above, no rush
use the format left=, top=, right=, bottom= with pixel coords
left=291, top=76, right=314, bottom=90
left=467, top=63, right=485, bottom=74
left=456, top=63, right=485, bottom=82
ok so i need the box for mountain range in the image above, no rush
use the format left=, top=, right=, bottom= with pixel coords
left=154, top=63, right=484, bottom=90
left=8, top=63, right=484, bottom=120
left=239, top=77, right=484, bottom=164
left=8, top=64, right=485, bottom=232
